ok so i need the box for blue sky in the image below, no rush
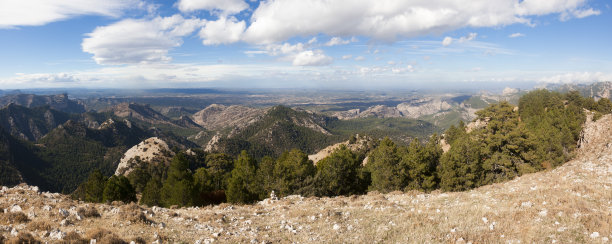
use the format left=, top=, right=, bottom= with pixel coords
left=0, top=0, right=611, bottom=89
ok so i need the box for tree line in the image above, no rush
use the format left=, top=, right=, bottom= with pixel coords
left=74, top=90, right=612, bottom=206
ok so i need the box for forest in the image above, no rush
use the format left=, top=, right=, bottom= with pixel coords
left=74, top=90, right=612, bottom=207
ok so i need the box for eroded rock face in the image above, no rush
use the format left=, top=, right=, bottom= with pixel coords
left=115, top=137, right=173, bottom=176
left=192, top=104, right=265, bottom=131
left=396, top=99, right=452, bottom=118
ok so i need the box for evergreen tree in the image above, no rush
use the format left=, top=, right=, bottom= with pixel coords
left=160, top=153, right=195, bottom=207
left=84, top=169, right=106, bottom=203
left=205, top=153, right=234, bottom=191
left=102, top=175, right=136, bottom=203
left=315, top=145, right=366, bottom=196
left=255, top=156, right=276, bottom=199
left=401, top=135, right=442, bottom=191
left=439, top=135, right=482, bottom=191
left=273, top=149, right=315, bottom=196
left=140, top=177, right=162, bottom=207
left=367, top=137, right=403, bottom=192
left=227, top=151, right=260, bottom=203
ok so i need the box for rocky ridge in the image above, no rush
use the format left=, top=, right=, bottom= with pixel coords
left=192, top=104, right=265, bottom=131
left=115, top=137, right=174, bottom=176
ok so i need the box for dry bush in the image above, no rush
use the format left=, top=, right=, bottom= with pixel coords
left=132, top=236, right=147, bottom=244
left=121, top=203, right=149, bottom=224
left=7, top=232, right=41, bottom=244
left=86, top=228, right=126, bottom=244
left=77, top=206, right=100, bottom=218
left=1, top=212, right=30, bottom=224
left=58, top=231, right=87, bottom=244
left=27, top=220, right=53, bottom=231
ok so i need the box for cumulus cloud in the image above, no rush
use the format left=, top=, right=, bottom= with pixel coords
left=342, top=55, right=353, bottom=60
left=539, top=72, right=612, bottom=84
left=0, top=0, right=141, bottom=28
left=354, top=56, right=366, bottom=61
left=176, top=0, right=248, bottom=16
left=199, top=17, right=246, bottom=45
left=292, top=50, right=333, bottom=66
left=82, top=15, right=205, bottom=65
left=560, top=8, right=601, bottom=21
left=442, top=33, right=477, bottom=46
left=509, top=33, right=525, bottom=38
left=325, top=37, right=351, bottom=46
left=239, top=0, right=596, bottom=44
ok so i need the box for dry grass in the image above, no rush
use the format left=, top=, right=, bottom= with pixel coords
left=7, top=232, right=41, bottom=244
left=27, top=220, right=53, bottom=231
left=0, top=212, right=30, bottom=224
left=77, top=205, right=100, bottom=218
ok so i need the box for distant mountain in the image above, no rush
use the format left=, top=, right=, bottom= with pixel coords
left=173, top=115, right=202, bottom=129
left=192, top=104, right=266, bottom=131
left=547, top=81, right=612, bottom=100
left=103, top=102, right=175, bottom=126
left=158, top=106, right=199, bottom=119
left=0, top=104, right=73, bottom=141
left=207, top=105, right=337, bottom=157
left=0, top=93, right=85, bottom=113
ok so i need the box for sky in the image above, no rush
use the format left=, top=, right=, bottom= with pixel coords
left=0, top=0, right=611, bottom=89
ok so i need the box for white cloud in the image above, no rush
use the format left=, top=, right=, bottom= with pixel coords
left=354, top=56, right=366, bottom=61
left=240, top=0, right=596, bottom=44
left=199, top=17, right=246, bottom=45
left=442, top=37, right=453, bottom=47
left=392, top=65, right=414, bottom=74
left=0, top=0, right=142, bottom=28
left=82, top=15, right=205, bottom=65
left=539, top=72, right=612, bottom=84
left=508, top=33, right=525, bottom=38
left=342, top=55, right=353, bottom=60
left=176, top=0, right=248, bottom=16
left=325, top=37, right=351, bottom=46
left=292, top=50, right=333, bottom=66
left=560, top=8, right=601, bottom=21
left=442, top=33, right=477, bottom=46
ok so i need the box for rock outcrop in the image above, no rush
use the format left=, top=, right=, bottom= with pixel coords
left=192, top=104, right=265, bottom=131
left=115, top=137, right=174, bottom=176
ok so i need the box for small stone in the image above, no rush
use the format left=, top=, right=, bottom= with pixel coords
left=538, top=209, right=548, bottom=217
left=60, top=219, right=71, bottom=226
left=333, top=224, right=341, bottom=231
left=10, top=228, right=18, bottom=237
left=481, top=217, right=488, bottom=224
left=591, top=232, right=600, bottom=238
left=10, top=205, right=22, bottom=213
left=90, top=239, right=97, bottom=244
left=49, top=230, right=66, bottom=240
left=58, top=208, right=69, bottom=217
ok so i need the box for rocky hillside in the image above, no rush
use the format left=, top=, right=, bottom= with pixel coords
left=1, top=113, right=610, bottom=243
left=0, top=104, right=72, bottom=141
left=103, top=103, right=175, bottom=126
left=0, top=93, right=85, bottom=114
left=332, top=92, right=522, bottom=129
left=192, top=104, right=265, bottom=131
left=114, top=137, right=174, bottom=176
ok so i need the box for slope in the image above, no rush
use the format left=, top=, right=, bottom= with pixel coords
left=0, top=113, right=610, bottom=243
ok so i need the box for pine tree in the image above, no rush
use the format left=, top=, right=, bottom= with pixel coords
left=256, top=156, right=276, bottom=199
left=160, top=153, right=195, bottom=207
left=315, top=145, right=366, bottom=196
left=205, top=153, right=234, bottom=191
left=140, top=177, right=162, bottom=207
left=273, top=149, right=315, bottom=196
left=84, top=170, right=106, bottom=203
left=227, top=151, right=259, bottom=204
left=102, top=175, right=136, bottom=203
left=367, top=137, right=403, bottom=192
